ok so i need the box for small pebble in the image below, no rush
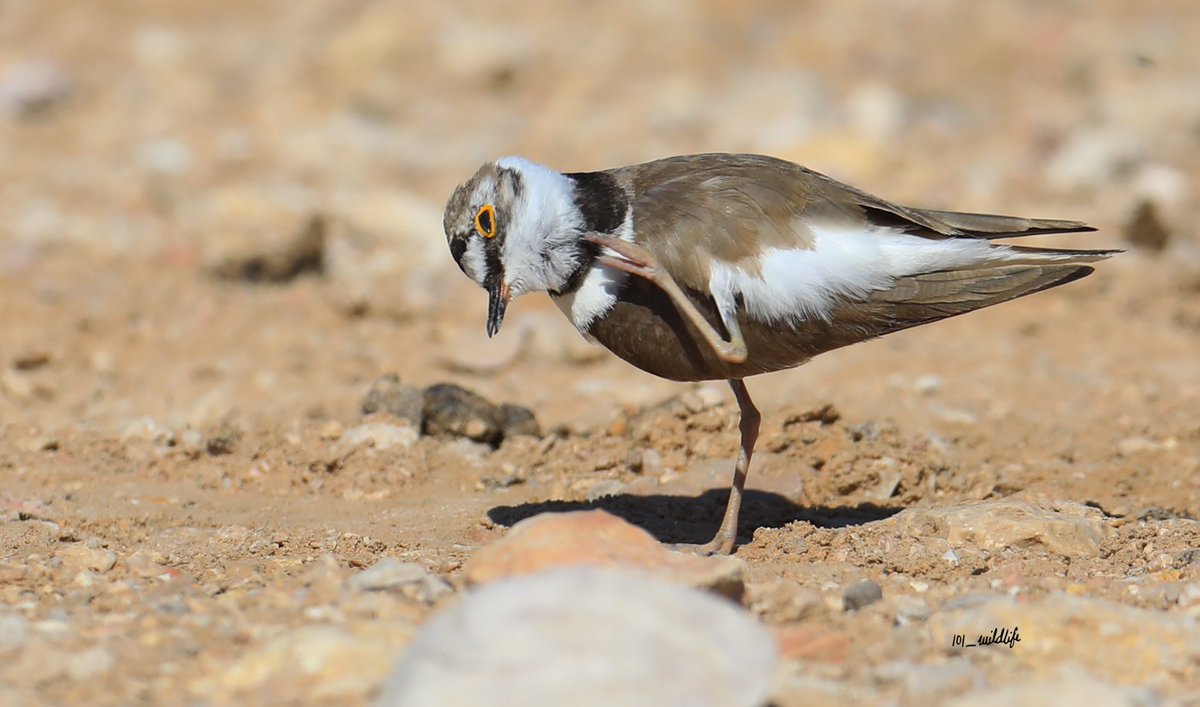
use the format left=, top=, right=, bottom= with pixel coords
left=0, top=60, right=75, bottom=118
left=58, top=544, right=117, bottom=573
left=319, top=420, right=345, bottom=440
left=914, top=375, right=943, bottom=395
left=205, top=419, right=242, bottom=456
left=894, top=597, right=932, bottom=625
left=843, top=579, right=883, bottom=611
left=1117, top=436, right=1159, bottom=456
left=585, top=479, right=625, bottom=501
left=347, top=558, right=451, bottom=604
left=1122, top=200, right=1170, bottom=252
left=337, top=423, right=418, bottom=451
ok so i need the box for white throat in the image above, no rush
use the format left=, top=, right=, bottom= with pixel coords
left=495, top=156, right=585, bottom=297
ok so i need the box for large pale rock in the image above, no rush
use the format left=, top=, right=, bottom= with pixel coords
left=375, top=567, right=777, bottom=707
left=463, top=510, right=746, bottom=599
left=891, top=499, right=1110, bottom=557
left=930, top=593, right=1200, bottom=687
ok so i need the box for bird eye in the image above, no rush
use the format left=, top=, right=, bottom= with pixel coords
left=474, top=204, right=497, bottom=238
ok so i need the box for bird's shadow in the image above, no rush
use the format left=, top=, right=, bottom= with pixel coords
left=488, top=489, right=903, bottom=546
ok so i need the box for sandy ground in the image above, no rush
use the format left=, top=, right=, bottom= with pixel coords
left=2, top=1, right=1200, bottom=704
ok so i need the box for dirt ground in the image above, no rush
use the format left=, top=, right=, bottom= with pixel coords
left=2, top=1, right=1200, bottom=704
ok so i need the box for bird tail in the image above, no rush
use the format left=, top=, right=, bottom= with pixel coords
left=867, top=232, right=1117, bottom=331
left=916, top=209, right=1097, bottom=239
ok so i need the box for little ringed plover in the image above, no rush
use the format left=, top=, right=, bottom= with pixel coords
left=443, top=153, right=1114, bottom=555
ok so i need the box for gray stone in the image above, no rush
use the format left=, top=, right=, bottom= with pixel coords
left=361, top=374, right=424, bottom=426
left=842, top=579, right=883, bottom=611
left=376, top=567, right=777, bottom=707
left=495, top=402, right=540, bottom=438
left=0, top=60, right=75, bottom=119
left=422, top=383, right=503, bottom=445
left=205, top=418, right=242, bottom=456
left=1123, top=200, right=1170, bottom=252
left=346, top=558, right=451, bottom=604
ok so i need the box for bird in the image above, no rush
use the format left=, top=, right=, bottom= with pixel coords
left=442, top=153, right=1114, bottom=555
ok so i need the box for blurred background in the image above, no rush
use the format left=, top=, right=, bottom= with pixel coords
left=4, top=0, right=1195, bottom=240
left=3, top=0, right=1199, bottom=441
left=3, top=0, right=1196, bottom=252
left=2, top=0, right=1197, bottom=431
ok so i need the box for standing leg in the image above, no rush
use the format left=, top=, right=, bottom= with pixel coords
left=685, top=379, right=761, bottom=556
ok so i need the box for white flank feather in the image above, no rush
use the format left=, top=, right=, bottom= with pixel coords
left=710, top=224, right=1070, bottom=324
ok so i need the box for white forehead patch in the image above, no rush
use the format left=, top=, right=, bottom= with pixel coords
left=469, top=172, right=498, bottom=206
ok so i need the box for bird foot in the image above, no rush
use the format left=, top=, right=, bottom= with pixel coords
left=670, top=534, right=736, bottom=557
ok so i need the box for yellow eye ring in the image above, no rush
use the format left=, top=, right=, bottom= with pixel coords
left=474, top=204, right=497, bottom=238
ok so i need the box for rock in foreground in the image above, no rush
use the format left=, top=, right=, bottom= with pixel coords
left=375, top=567, right=777, bottom=707
left=464, top=510, right=746, bottom=599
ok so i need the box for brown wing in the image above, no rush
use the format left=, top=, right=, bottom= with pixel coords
left=611, top=154, right=843, bottom=291
left=610, top=153, right=1098, bottom=294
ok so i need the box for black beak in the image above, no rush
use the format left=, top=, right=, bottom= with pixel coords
left=486, top=281, right=510, bottom=338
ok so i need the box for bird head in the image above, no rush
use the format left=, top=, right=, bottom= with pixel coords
left=443, top=157, right=586, bottom=337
